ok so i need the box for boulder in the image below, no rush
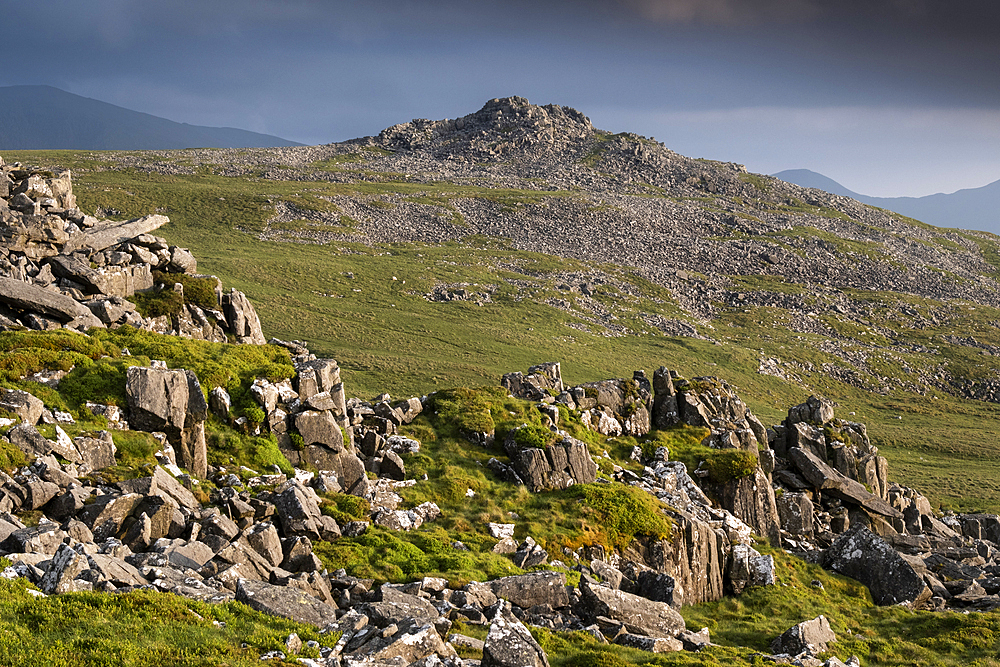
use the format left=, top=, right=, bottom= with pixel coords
left=64, top=215, right=169, bottom=254
left=711, top=467, right=781, bottom=545
left=221, top=288, right=265, bottom=345
left=789, top=447, right=902, bottom=520
left=482, top=601, right=550, bottom=667
left=579, top=580, right=685, bottom=639
left=235, top=578, right=339, bottom=627
left=771, top=615, right=836, bottom=656
left=0, top=389, right=44, bottom=425
left=125, top=366, right=208, bottom=478
left=489, top=571, right=569, bottom=609
left=824, top=526, right=930, bottom=606
left=727, top=544, right=776, bottom=595
left=364, top=584, right=440, bottom=627
left=776, top=492, right=815, bottom=536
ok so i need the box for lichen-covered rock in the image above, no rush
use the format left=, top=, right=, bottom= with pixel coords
left=482, top=600, right=549, bottom=667
left=489, top=571, right=569, bottom=609
left=579, top=579, right=685, bottom=639
left=824, top=526, right=930, bottom=606
left=235, top=578, right=339, bottom=627
left=771, top=615, right=836, bottom=656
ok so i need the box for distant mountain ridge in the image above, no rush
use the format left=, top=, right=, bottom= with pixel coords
left=773, top=168, right=1000, bottom=235
left=0, top=85, right=301, bottom=150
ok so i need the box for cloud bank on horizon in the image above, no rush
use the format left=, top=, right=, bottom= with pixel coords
left=0, top=0, right=998, bottom=197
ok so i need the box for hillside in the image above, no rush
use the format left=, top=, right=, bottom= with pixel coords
left=775, top=168, right=1000, bottom=235
left=6, top=97, right=1000, bottom=665
left=0, top=86, right=301, bottom=150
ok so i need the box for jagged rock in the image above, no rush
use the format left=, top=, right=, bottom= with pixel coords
left=78, top=493, right=143, bottom=541
left=777, top=491, right=815, bottom=536
left=824, top=526, right=930, bottom=605
left=125, top=366, right=208, bottom=478
left=221, top=288, right=266, bottom=345
left=651, top=366, right=679, bottom=428
left=789, top=447, right=902, bottom=520
left=8, top=423, right=82, bottom=463
left=209, top=387, right=231, bottom=419
left=347, top=622, right=457, bottom=664
left=727, top=544, right=776, bottom=594
left=502, top=428, right=597, bottom=492
left=489, top=571, right=569, bottom=609
left=645, top=511, right=727, bottom=606
left=1, top=524, right=68, bottom=554
left=771, top=615, right=836, bottom=656
left=787, top=396, right=835, bottom=427
left=511, top=536, right=548, bottom=568
left=0, top=275, right=104, bottom=328
left=579, top=580, right=685, bottom=639
left=272, top=481, right=325, bottom=541
left=0, top=388, right=44, bottom=425
left=40, top=543, right=87, bottom=594
left=481, top=600, right=550, bottom=667
left=635, top=571, right=678, bottom=606
left=73, top=430, right=117, bottom=472
left=711, top=467, right=781, bottom=545
left=235, top=578, right=339, bottom=627
left=501, top=362, right=562, bottom=401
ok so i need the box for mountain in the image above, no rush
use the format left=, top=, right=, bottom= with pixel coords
left=774, top=168, right=1000, bottom=234
left=0, top=85, right=301, bottom=150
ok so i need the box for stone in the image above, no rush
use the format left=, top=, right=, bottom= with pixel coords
left=40, top=543, right=87, bottom=594
left=771, top=615, right=837, bottom=656
left=0, top=388, right=44, bottom=425
left=125, top=366, right=208, bottom=478
left=727, top=544, right=776, bottom=595
left=235, top=578, right=339, bottom=627
left=503, top=429, right=597, bottom=492
left=481, top=600, right=550, bottom=667
left=273, top=481, right=324, bottom=541
left=380, top=450, right=406, bottom=481
left=777, top=491, right=815, bottom=536
left=0, top=276, right=104, bottom=328
left=8, top=423, right=82, bottom=463
left=824, top=526, right=930, bottom=606
left=209, top=387, right=231, bottom=419
left=615, top=633, right=683, bottom=653
left=580, top=580, right=685, bottom=639
left=64, top=215, right=170, bottom=254
left=489, top=571, right=569, bottom=609
left=347, top=623, right=457, bottom=664
left=245, top=522, right=284, bottom=567
left=363, top=584, right=441, bottom=627
left=789, top=447, right=902, bottom=520
left=221, top=288, right=266, bottom=345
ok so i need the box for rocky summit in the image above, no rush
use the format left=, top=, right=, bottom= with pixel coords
left=4, top=99, right=1000, bottom=665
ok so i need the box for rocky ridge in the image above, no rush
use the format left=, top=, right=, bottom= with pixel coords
left=53, top=96, right=1000, bottom=405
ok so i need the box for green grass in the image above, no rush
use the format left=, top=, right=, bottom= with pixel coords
left=0, top=574, right=321, bottom=667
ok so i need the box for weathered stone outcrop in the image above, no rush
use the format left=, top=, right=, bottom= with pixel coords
left=823, top=526, right=930, bottom=605
left=125, top=366, right=208, bottom=478
left=502, top=427, right=597, bottom=491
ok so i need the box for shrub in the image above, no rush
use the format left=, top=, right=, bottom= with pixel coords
left=132, top=287, right=184, bottom=319
left=568, top=482, right=672, bottom=551
left=511, top=423, right=555, bottom=450
left=152, top=271, right=219, bottom=311
left=704, top=450, right=759, bottom=484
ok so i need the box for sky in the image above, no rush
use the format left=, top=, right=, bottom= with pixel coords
left=1, top=0, right=999, bottom=197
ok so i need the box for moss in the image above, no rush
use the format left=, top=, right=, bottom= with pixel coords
left=319, top=493, right=371, bottom=525
left=567, top=482, right=672, bottom=551
left=704, top=450, right=759, bottom=484
left=511, top=423, right=556, bottom=450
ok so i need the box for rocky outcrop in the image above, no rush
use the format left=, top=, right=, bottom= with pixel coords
left=824, top=526, right=930, bottom=606
left=0, top=161, right=265, bottom=343
left=126, top=366, right=208, bottom=479
left=502, top=426, right=597, bottom=491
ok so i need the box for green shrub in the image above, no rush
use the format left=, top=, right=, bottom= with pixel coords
left=567, top=482, right=672, bottom=551
left=320, top=493, right=371, bottom=525
left=243, top=406, right=266, bottom=425
left=512, top=423, right=555, bottom=450
left=112, top=431, right=160, bottom=465
left=206, top=428, right=292, bottom=475
left=704, top=450, right=759, bottom=484
left=0, top=440, right=28, bottom=472
left=152, top=271, right=219, bottom=311
left=132, top=287, right=185, bottom=319
left=425, top=387, right=498, bottom=435
left=59, top=357, right=145, bottom=409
